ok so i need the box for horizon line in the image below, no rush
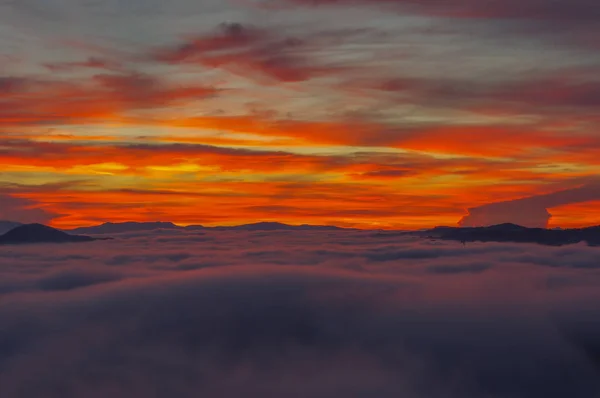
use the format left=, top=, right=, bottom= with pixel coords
left=4, top=219, right=599, bottom=232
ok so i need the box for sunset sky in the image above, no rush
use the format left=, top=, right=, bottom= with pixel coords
left=1, top=0, right=599, bottom=229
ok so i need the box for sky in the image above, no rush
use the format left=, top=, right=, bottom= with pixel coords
left=2, top=228, right=600, bottom=397
left=0, top=0, right=599, bottom=229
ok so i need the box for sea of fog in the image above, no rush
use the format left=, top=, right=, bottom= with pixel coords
left=1, top=228, right=600, bottom=397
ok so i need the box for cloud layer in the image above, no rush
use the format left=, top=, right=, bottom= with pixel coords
left=1, top=229, right=600, bottom=397
left=0, top=0, right=599, bottom=229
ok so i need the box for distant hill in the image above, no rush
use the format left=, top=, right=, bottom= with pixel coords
left=0, top=221, right=23, bottom=235
left=421, top=224, right=600, bottom=246
left=67, top=222, right=179, bottom=235
left=0, top=224, right=97, bottom=245
left=66, top=221, right=345, bottom=234
left=210, top=222, right=344, bottom=232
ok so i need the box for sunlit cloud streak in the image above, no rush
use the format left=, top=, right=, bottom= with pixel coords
left=0, top=0, right=598, bottom=228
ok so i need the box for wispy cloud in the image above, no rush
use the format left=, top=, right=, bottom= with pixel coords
left=0, top=0, right=598, bottom=228
left=152, top=22, right=343, bottom=83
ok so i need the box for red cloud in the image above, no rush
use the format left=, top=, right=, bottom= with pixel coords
left=0, top=73, right=217, bottom=126
left=44, top=57, right=123, bottom=73
left=153, top=22, right=340, bottom=83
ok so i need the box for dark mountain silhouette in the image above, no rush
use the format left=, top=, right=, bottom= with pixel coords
left=67, top=221, right=344, bottom=234
left=67, top=222, right=179, bottom=235
left=421, top=224, right=600, bottom=246
left=0, top=224, right=98, bottom=245
left=482, top=223, right=529, bottom=231
left=210, top=222, right=344, bottom=231
left=0, top=221, right=23, bottom=235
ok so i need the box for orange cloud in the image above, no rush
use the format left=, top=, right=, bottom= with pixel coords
left=397, top=126, right=596, bottom=157
left=0, top=73, right=217, bottom=127
left=4, top=135, right=593, bottom=230
left=2, top=22, right=599, bottom=230
left=550, top=200, right=600, bottom=229
left=13, top=180, right=466, bottom=230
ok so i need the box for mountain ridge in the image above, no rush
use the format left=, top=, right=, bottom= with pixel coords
left=3, top=220, right=600, bottom=247
left=63, top=221, right=348, bottom=234
left=67, top=221, right=180, bottom=235
left=0, top=224, right=98, bottom=245
left=0, top=221, right=23, bottom=235
left=420, top=223, right=600, bottom=246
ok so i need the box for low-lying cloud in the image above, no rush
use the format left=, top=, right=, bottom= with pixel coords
left=1, top=229, right=600, bottom=397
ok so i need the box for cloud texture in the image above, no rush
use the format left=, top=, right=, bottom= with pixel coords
left=1, top=229, right=600, bottom=397
left=1, top=0, right=599, bottom=229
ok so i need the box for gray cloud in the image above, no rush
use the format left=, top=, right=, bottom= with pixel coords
left=283, top=0, right=600, bottom=45
left=36, top=268, right=123, bottom=291
left=0, top=229, right=600, bottom=397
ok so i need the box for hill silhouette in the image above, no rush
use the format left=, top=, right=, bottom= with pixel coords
left=65, top=221, right=345, bottom=234
left=422, top=224, right=600, bottom=246
left=5, top=220, right=600, bottom=247
left=0, top=220, right=23, bottom=235
left=68, top=222, right=179, bottom=235
left=0, top=224, right=97, bottom=245
left=210, top=222, right=343, bottom=232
